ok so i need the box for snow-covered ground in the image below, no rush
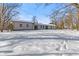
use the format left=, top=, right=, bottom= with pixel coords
left=0, top=30, right=79, bottom=56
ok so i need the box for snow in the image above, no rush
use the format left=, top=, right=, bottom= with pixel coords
left=0, top=30, right=79, bottom=56
left=0, top=41, right=11, bottom=47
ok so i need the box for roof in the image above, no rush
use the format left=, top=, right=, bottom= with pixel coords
left=12, top=20, right=32, bottom=24
left=12, top=20, right=53, bottom=26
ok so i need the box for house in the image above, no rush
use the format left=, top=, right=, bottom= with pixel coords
left=12, top=21, right=33, bottom=30
left=9, top=20, right=54, bottom=30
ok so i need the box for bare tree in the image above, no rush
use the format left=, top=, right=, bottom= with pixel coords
left=0, top=3, right=21, bottom=32
left=32, top=16, right=38, bottom=30
left=50, top=10, right=58, bottom=29
left=72, top=3, right=79, bottom=30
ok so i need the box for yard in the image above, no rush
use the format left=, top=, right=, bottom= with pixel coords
left=0, top=30, right=79, bottom=56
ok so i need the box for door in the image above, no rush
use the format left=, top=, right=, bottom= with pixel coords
left=34, top=25, right=38, bottom=30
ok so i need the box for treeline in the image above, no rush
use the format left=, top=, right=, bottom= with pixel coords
left=50, top=3, right=79, bottom=30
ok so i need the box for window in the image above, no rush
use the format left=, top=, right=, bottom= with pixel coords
left=46, top=26, right=48, bottom=29
left=43, top=26, right=44, bottom=29
left=40, top=25, right=42, bottom=28
left=20, top=24, right=22, bottom=27
left=26, top=24, right=29, bottom=27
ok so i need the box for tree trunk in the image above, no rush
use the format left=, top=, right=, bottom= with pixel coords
left=1, top=29, right=3, bottom=32
left=0, top=20, right=4, bottom=32
left=76, top=21, right=79, bottom=30
left=76, top=10, right=79, bottom=30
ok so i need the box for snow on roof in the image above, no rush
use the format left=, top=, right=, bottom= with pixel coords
left=12, top=20, right=32, bottom=24
left=12, top=20, right=51, bottom=26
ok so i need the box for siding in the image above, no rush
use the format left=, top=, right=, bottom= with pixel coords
left=13, top=21, right=33, bottom=30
